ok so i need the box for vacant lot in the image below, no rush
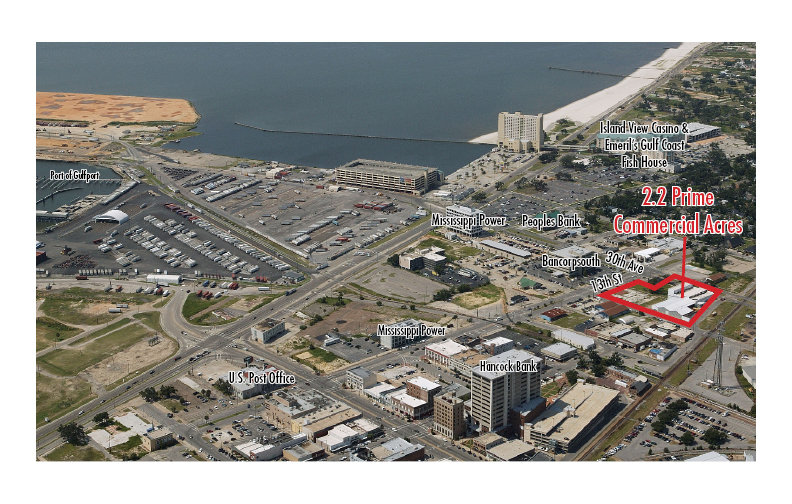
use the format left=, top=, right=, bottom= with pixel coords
left=718, top=273, right=753, bottom=294
left=550, top=312, right=589, bottom=329
left=38, top=288, right=158, bottom=326
left=293, top=348, right=348, bottom=374
left=699, top=301, right=737, bottom=331
left=230, top=293, right=283, bottom=312
left=36, top=317, right=81, bottom=351
left=416, top=235, right=482, bottom=263
left=44, top=443, right=106, bottom=461
left=85, top=333, right=177, bottom=387
left=182, top=294, right=226, bottom=320
left=452, top=283, right=504, bottom=310
left=37, top=323, right=153, bottom=376
left=356, top=266, right=445, bottom=303
left=37, top=91, right=199, bottom=126
left=36, top=373, right=94, bottom=426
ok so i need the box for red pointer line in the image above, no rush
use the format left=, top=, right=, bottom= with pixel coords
left=681, top=236, right=687, bottom=297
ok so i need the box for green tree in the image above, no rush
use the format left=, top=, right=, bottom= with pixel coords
left=680, top=431, right=696, bottom=446
left=559, top=154, right=576, bottom=169
left=434, top=263, right=445, bottom=275
left=457, top=284, right=472, bottom=293
left=159, top=385, right=177, bottom=399
left=495, top=181, right=505, bottom=191
left=471, top=191, right=487, bottom=203
left=702, top=427, right=728, bottom=447
left=140, top=387, right=159, bottom=402
left=376, top=300, right=383, bottom=306
left=57, top=422, right=88, bottom=446
left=556, top=171, right=573, bottom=181
left=386, top=254, right=400, bottom=267
left=565, top=369, right=579, bottom=385
left=93, top=412, right=111, bottom=427
left=530, top=179, right=548, bottom=192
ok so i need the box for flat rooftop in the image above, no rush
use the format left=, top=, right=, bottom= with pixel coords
left=337, top=159, right=438, bottom=177
left=481, top=239, right=531, bottom=258
left=407, top=376, right=441, bottom=392
left=529, top=383, right=619, bottom=441
left=426, top=340, right=469, bottom=357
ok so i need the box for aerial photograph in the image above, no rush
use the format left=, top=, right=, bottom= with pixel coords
left=33, top=39, right=760, bottom=468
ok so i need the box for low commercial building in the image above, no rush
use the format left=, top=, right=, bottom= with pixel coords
left=685, top=122, right=722, bottom=143
left=283, top=441, right=325, bottom=461
left=346, top=367, right=377, bottom=390
left=378, top=319, right=427, bottom=349
left=547, top=245, right=598, bottom=277
left=487, top=439, right=536, bottom=461
left=706, top=272, right=727, bottom=285
left=596, top=300, right=631, bottom=319
left=142, top=428, right=173, bottom=452
left=145, top=274, right=182, bottom=285
left=398, top=254, right=423, bottom=270
left=540, top=308, right=567, bottom=322
left=405, top=376, right=442, bottom=404
left=371, top=437, right=425, bottom=461
left=519, top=277, right=543, bottom=289
left=526, top=383, right=620, bottom=453
left=482, top=336, right=514, bottom=356
left=586, top=322, right=633, bottom=343
left=634, top=247, right=662, bottom=262
left=250, top=319, right=286, bottom=343
left=364, top=382, right=397, bottom=404
left=618, top=332, right=652, bottom=351
left=649, top=345, right=677, bottom=361
left=448, top=349, right=490, bottom=377
left=335, top=159, right=442, bottom=195
left=390, top=391, right=431, bottom=419
left=425, top=340, right=469, bottom=366
left=480, top=239, right=531, bottom=260
left=541, top=342, right=577, bottom=362
left=553, top=329, right=596, bottom=351
left=94, top=209, right=129, bottom=224
left=229, top=365, right=283, bottom=399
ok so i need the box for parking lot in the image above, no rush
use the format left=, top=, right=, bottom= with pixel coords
left=161, top=164, right=424, bottom=264
left=42, top=185, right=292, bottom=281
left=613, top=392, right=756, bottom=461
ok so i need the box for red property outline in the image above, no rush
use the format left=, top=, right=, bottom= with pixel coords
left=596, top=274, right=723, bottom=328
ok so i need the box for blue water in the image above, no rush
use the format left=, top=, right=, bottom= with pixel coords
left=37, top=43, right=676, bottom=173
left=36, top=160, right=120, bottom=211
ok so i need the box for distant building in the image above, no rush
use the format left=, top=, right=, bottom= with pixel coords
left=250, top=319, right=286, bottom=343
left=335, top=159, right=442, bottom=195
left=406, top=376, right=442, bottom=404
left=498, top=111, right=543, bottom=152
left=480, top=239, right=531, bottom=260
left=547, top=245, right=598, bottom=277
left=433, top=392, right=466, bottom=440
left=378, top=319, right=429, bottom=349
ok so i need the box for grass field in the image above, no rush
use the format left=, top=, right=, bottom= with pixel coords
left=153, top=296, right=172, bottom=308
left=451, top=283, right=503, bottom=310
left=308, top=348, right=341, bottom=363
left=70, top=318, right=132, bottom=345
left=38, top=288, right=158, bottom=325
left=37, top=323, right=152, bottom=376
left=723, top=306, right=755, bottom=339
left=541, top=381, right=562, bottom=398
left=109, top=435, right=145, bottom=459
left=417, top=235, right=481, bottom=263
left=668, top=338, right=719, bottom=387
left=36, top=317, right=82, bottom=351
left=551, top=312, right=589, bottom=329
left=699, top=301, right=737, bottom=331
left=36, top=373, right=94, bottom=426
left=45, top=443, right=106, bottom=461
left=718, top=274, right=753, bottom=294
left=181, top=294, right=224, bottom=319
left=133, top=311, right=164, bottom=333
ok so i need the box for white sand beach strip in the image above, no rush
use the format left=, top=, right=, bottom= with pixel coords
left=469, top=42, right=704, bottom=145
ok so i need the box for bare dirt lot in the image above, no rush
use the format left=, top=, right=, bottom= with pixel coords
left=81, top=334, right=177, bottom=386
left=37, top=92, right=199, bottom=126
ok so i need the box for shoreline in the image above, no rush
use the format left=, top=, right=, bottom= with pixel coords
left=468, top=42, right=703, bottom=144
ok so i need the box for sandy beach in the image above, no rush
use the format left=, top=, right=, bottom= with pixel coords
left=469, top=42, right=703, bottom=144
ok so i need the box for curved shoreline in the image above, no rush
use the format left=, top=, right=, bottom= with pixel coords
left=468, top=42, right=703, bottom=145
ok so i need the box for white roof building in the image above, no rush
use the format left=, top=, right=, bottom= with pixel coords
left=94, top=209, right=129, bottom=224
left=552, top=329, right=596, bottom=350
